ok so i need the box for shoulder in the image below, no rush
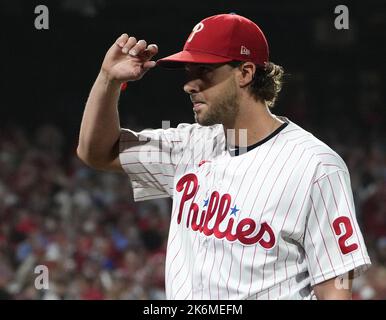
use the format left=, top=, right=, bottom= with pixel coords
left=279, top=118, right=349, bottom=180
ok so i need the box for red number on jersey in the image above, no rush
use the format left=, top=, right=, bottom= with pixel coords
left=332, top=216, right=359, bottom=254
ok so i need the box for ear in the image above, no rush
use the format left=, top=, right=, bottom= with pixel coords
left=237, top=62, right=256, bottom=88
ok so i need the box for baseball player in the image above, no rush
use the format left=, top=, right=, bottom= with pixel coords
left=77, top=13, right=371, bottom=299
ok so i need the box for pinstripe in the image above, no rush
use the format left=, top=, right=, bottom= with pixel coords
left=119, top=120, right=370, bottom=300
left=305, top=227, right=325, bottom=281
left=310, top=196, right=337, bottom=275
left=316, top=180, right=346, bottom=266
left=336, top=172, right=367, bottom=261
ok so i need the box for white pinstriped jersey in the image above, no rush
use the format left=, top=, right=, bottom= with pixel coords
left=119, top=117, right=371, bottom=300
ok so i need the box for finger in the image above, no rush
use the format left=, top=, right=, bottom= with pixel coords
left=145, top=44, right=158, bottom=59
left=115, top=33, right=128, bottom=48
left=136, top=44, right=158, bottom=61
left=143, top=60, right=157, bottom=70
left=122, top=36, right=137, bottom=54
left=128, top=39, right=147, bottom=57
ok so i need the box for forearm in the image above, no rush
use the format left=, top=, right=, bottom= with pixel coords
left=77, top=71, right=122, bottom=169
left=77, top=34, right=158, bottom=170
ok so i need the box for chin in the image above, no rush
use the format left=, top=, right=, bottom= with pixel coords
left=195, top=118, right=207, bottom=126
left=194, top=110, right=220, bottom=126
left=195, top=117, right=206, bottom=126
left=196, top=117, right=218, bottom=127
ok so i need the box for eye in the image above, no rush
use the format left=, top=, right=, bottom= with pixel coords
left=191, top=65, right=214, bottom=79
left=197, top=65, right=213, bottom=74
left=185, top=64, right=214, bottom=80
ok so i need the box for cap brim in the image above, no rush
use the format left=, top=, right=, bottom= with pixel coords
left=156, top=50, right=233, bottom=69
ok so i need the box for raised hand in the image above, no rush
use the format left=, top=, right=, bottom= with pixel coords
left=101, top=34, right=158, bottom=83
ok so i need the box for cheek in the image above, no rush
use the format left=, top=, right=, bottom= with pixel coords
left=201, top=87, right=218, bottom=105
left=205, top=88, right=224, bottom=106
left=200, top=77, right=233, bottom=106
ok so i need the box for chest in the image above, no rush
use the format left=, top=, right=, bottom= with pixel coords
left=172, top=150, right=312, bottom=248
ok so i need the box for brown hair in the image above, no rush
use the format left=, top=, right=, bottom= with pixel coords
left=229, top=61, right=285, bottom=108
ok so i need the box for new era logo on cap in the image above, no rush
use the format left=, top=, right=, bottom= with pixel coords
left=240, top=46, right=250, bottom=56
left=157, top=13, right=269, bottom=68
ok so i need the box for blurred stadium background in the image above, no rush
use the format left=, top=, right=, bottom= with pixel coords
left=0, top=0, right=385, bottom=299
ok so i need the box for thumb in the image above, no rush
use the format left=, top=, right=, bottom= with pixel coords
left=142, top=60, right=157, bottom=71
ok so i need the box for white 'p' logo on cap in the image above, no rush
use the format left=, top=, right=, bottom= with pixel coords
left=187, top=22, right=204, bottom=42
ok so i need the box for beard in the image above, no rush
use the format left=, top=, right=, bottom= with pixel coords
left=194, top=78, right=239, bottom=127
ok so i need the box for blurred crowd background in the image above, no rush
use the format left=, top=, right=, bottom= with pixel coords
left=0, top=0, right=385, bottom=299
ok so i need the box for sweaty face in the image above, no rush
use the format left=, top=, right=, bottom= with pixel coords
left=184, top=64, right=240, bottom=127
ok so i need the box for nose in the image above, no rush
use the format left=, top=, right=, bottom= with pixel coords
left=183, top=78, right=200, bottom=95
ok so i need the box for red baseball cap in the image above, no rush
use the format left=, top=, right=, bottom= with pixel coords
left=156, top=13, right=269, bottom=68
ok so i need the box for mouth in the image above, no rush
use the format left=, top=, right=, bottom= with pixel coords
left=192, top=101, right=206, bottom=112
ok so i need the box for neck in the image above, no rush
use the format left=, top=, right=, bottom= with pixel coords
left=223, top=98, right=284, bottom=148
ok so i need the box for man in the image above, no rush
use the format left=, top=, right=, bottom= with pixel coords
left=77, top=13, right=371, bottom=299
